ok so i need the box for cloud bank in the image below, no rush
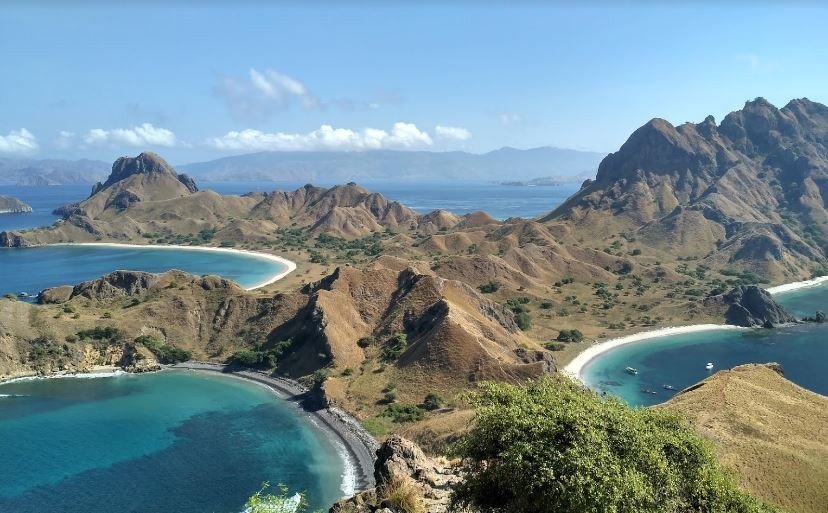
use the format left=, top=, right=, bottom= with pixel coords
left=209, top=122, right=433, bottom=152
left=0, top=128, right=39, bottom=155
left=435, top=125, right=472, bottom=141
left=82, top=123, right=177, bottom=147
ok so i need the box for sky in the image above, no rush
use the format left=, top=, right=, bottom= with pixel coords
left=2, top=2, right=828, bottom=165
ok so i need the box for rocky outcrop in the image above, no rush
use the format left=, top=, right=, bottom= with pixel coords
left=0, top=231, right=28, bottom=247
left=547, top=98, right=828, bottom=280
left=0, top=195, right=32, bottom=214
left=92, top=152, right=198, bottom=195
left=709, top=285, right=797, bottom=327
left=330, top=435, right=460, bottom=513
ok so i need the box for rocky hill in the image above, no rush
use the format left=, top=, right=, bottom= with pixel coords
left=0, top=195, right=32, bottom=214
left=0, top=152, right=462, bottom=245
left=546, top=98, right=828, bottom=281
left=663, top=363, right=828, bottom=513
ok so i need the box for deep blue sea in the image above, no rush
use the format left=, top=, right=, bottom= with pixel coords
left=582, top=284, right=828, bottom=407
left=0, top=371, right=347, bottom=513
left=0, top=245, right=287, bottom=299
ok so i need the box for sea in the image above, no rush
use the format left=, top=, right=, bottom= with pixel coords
left=581, top=283, right=828, bottom=407
left=0, top=371, right=347, bottom=513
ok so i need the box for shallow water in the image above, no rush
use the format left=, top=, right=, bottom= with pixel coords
left=582, top=283, right=828, bottom=407
left=0, top=371, right=346, bottom=513
left=0, top=245, right=286, bottom=298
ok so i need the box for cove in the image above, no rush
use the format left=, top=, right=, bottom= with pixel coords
left=0, top=370, right=348, bottom=513
left=0, top=244, right=292, bottom=298
left=582, top=283, right=828, bottom=407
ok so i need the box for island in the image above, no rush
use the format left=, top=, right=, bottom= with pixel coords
left=0, top=195, right=32, bottom=214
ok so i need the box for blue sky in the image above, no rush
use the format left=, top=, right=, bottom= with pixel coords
left=2, top=2, right=827, bottom=164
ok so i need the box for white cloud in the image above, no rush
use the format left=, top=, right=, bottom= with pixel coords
left=0, top=128, right=39, bottom=155
left=217, top=68, right=317, bottom=120
left=735, top=53, right=778, bottom=73
left=208, top=122, right=433, bottom=152
left=435, top=125, right=472, bottom=141
left=82, top=123, right=177, bottom=147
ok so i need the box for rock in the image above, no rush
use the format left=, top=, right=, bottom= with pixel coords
left=72, top=270, right=158, bottom=300
left=93, top=152, right=198, bottom=194
left=37, top=286, right=74, bottom=304
left=330, top=435, right=461, bottom=513
left=717, top=285, right=797, bottom=327
left=0, top=231, right=28, bottom=247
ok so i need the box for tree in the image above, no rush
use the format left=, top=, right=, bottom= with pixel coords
left=556, top=329, right=583, bottom=342
left=451, top=377, right=777, bottom=513
left=423, top=393, right=443, bottom=411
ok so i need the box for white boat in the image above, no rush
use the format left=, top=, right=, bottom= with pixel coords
left=705, top=362, right=714, bottom=370
left=625, top=366, right=638, bottom=375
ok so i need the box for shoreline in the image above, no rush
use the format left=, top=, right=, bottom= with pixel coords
left=562, top=324, right=750, bottom=383
left=47, top=242, right=297, bottom=290
left=170, top=362, right=378, bottom=496
left=0, top=362, right=378, bottom=498
left=766, top=275, right=828, bottom=295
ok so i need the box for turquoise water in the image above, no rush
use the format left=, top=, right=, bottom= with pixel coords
left=0, top=245, right=286, bottom=298
left=582, top=283, right=828, bottom=407
left=0, top=371, right=346, bottom=513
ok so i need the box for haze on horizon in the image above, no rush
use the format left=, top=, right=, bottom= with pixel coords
left=2, top=1, right=828, bottom=165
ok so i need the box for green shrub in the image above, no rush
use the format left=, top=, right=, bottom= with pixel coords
left=423, top=393, right=443, bottom=411
left=514, top=312, right=532, bottom=331
left=357, top=335, right=375, bottom=348
left=77, top=326, right=121, bottom=341
left=478, top=281, right=501, bottom=294
left=381, top=333, right=408, bottom=361
left=451, top=377, right=778, bottom=513
left=135, top=335, right=191, bottom=364
left=544, top=342, right=566, bottom=351
left=556, top=329, right=583, bottom=342
left=383, top=403, right=425, bottom=423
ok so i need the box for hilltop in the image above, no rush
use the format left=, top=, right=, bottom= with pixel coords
left=664, top=363, right=828, bottom=513
left=546, top=98, right=828, bottom=280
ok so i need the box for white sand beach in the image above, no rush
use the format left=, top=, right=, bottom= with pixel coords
left=49, top=242, right=297, bottom=291
left=766, top=275, right=828, bottom=295
left=562, top=324, right=749, bottom=383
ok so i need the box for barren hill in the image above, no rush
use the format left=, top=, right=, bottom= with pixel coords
left=663, top=363, right=828, bottom=513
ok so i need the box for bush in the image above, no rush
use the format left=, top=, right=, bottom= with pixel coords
left=245, top=483, right=307, bottom=513
left=381, top=333, right=408, bottom=361
left=357, top=335, right=375, bottom=348
left=545, top=342, right=566, bottom=351
left=556, top=329, right=583, bottom=342
left=135, top=335, right=191, bottom=364
left=514, top=311, right=532, bottom=331
left=539, top=301, right=554, bottom=310
left=422, top=393, right=443, bottom=411
left=77, top=326, right=121, bottom=341
left=478, top=281, right=501, bottom=294
left=451, top=377, right=778, bottom=513
left=383, top=403, right=425, bottom=423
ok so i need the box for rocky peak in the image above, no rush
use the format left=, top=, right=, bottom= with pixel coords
left=91, top=152, right=198, bottom=196
left=709, top=285, right=798, bottom=328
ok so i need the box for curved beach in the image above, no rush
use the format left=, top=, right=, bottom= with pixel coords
left=48, top=242, right=297, bottom=290
left=766, top=275, right=828, bottom=295
left=170, top=362, right=378, bottom=495
left=562, top=324, right=749, bottom=383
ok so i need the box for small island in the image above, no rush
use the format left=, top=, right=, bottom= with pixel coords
left=0, top=195, right=32, bottom=214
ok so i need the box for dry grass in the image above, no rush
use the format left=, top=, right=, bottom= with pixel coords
left=664, top=364, right=828, bottom=513
left=378, top=475, right=425, bottom=513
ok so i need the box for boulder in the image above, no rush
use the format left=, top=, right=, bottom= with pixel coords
left=718, top=285, right=797, bottom=327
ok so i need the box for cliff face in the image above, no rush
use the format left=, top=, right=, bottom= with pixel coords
left=704, top=285, right=798, bottom=327
left=0, top=195, right=32, bottom=214
left=547, top=98, right=828, bottom=280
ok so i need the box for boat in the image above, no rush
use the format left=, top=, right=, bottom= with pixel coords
left=663, top=385, right=676, bottom=391
left=705, top=362, right=714, bottom=370
left=17, top=292, right=29, bottom=298
left=640, top=388, right=658, bottom=395
left=625, top=366, right=638, bottom=375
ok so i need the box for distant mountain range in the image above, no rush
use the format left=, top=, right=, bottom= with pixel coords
left=0, top=158, right=110, bottom=186
left=0, top=147, right=604, bottom=186
left=177, top=147, right=606, bottom=183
